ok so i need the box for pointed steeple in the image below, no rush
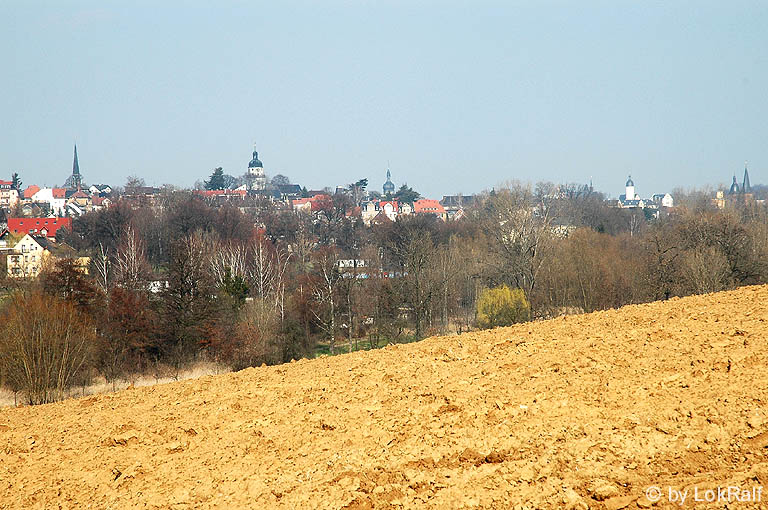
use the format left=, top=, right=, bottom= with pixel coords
left=65, top=144, right=84, bottom=190
left=73, top=144, right=80, bottom=176
left=743, top=161, right=751, bottom=193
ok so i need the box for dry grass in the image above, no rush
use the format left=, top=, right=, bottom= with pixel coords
left=0, top=361, right=228, bottom=408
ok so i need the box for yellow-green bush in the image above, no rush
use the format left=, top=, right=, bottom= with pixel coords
left=476, top=285, right=530, bottom=329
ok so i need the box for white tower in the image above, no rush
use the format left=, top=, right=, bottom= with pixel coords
left=247, top=145, right=267, bottom=191
left=625, top=175, right=635, bottom=200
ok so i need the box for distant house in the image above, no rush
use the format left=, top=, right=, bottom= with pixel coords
left=359, top=199, right=404, bottom=225
left=8, top=217, right=72, bottom=239
left=6, top=234, right=46, bottom=277
left=91, top=195, right=112, bottom=211
left=275, top=184, right=302, bottom=201
left=441, top=195, right=474, bottom=220
left=6, top=234, right=89, bottom=278
left=652, top=193, right=674, bottom=208
left=291, top=194, right=331, bottom=214
left=23, top=185, right=40, bottom=200
left=29, top=187, right=67, bottom=216
left=88, top=184, right=113, bottom=196
left=0, top=180, right=20, bottom=210
left=413, top=199, right=446, bottom=220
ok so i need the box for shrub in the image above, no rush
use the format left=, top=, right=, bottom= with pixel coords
left=0, top=292, right=95, bottom=405
left=476, top=285, right=530, bottom=329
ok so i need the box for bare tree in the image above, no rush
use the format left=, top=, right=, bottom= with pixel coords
left=115, top=225, right=150, bottom=290
left=93, top=242, right=111, bottom=296
left=310, top=248, right=341, bottom=354
left=681, top=245, right=732, bottom=294
left=0, top=292, right=95, bottom=405
left=476, top=182, right=556, bottom=303
left=210, top=241, right=249, bottom=287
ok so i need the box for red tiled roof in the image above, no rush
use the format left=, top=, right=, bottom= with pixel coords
left=23, top=185, right=40, bottom=199
left=379, top=200, right=399, bottom=212
left=413, top=199, right=445, bottom=215
left=8, top=217, right=72, bottom=238
left=52, top=188, right=66, bottom=199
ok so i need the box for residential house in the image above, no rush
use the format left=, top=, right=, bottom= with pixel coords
left=291, top=194, right=331, bottom=214
left=23, top=185, right=40, bottom=200
left=0, top=180, right=20, bottom=210
left=8, top=217, right=72, bottom=239
left=413, top=199, right=446, bottom=220
left=6, top=234, right=89, bottom=278
left=88, top=184, right=113, bottom=196
left=29, top=187, right=67, bottom=216
left=651, top=193, right=674, bottom=208
left=360, top=199, right=400, bottom=225
left=6, top=234, right=47, bottom=278
left=275, top=184, right=303, bottom=201
left=441, top=195, right=475, bottom=220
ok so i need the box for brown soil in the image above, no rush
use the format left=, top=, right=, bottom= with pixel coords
left=2, top=286, right=768, bottom=509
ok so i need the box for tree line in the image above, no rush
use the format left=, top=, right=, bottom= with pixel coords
left=2, top=182, right=768, bottom=404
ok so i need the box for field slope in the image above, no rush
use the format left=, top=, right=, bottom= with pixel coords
left=2, top=286, right=768, bottom=509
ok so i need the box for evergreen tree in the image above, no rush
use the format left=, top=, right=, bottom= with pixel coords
left=394, top=184, right=421, bottom=204
left=205, top=167, right=226, bottom=190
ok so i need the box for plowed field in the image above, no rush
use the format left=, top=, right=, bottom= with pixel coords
left=3, top=286, right=768, bottom=509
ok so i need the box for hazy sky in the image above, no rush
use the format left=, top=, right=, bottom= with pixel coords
left=2, top=1, right=767, bottom=198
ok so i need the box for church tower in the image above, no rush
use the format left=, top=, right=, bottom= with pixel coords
left=383, top=168, right=395, bottom=196
left=65, top=144, right=84, bottom=190
left=246, top=145, right=267, bottom=191
left=729, top=174, right=740, bottom=195
left=743, top=162, right=751, bottom=193
left=625, top=175, right=635, bottom=200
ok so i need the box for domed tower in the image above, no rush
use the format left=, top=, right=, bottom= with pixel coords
left=625, top=175, right=635, bottom=201
left=383, top=168, right=395, bottom=196
left=729, top=174, right=741, bottom=195
left=246, top=145, right=266, bottom=191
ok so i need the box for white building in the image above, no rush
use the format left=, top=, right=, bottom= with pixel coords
left=652, top=193, right=674, bottom=208
left=31, top=188, right=67, bottom=216
left=618, top=175, right=643, bottom=208
left=246, top=146, right=267, bottom=191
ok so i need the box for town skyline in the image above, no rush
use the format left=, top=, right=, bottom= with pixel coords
left=5, top=142, right=760, bottom=202
left=3, top=2, right=766, bottom=198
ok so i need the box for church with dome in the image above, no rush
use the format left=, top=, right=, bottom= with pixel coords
left=618, top=175, right=644, bottom=208
left=383, top=168, right=395, bottom=196
left=617, top=174, right=673, bottom=210
left=245, top=145, right=267, bottom=191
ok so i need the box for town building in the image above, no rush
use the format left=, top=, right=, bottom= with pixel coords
left=246, top=146, right=267, bottom=191
left=64, top=144, right=84, bottom=190
left=7, top=217, right=72, bottom=239
left=413, top=199, right=446, bottom=220
left=618, top=175, right=644, bottom=208
left=0, top=180, right=20, bottom=210
left=441, top=195, right=475, bottom=220
left=715, top=163, right=754, bottom=209
left=383, top=168, right=395, bottom=196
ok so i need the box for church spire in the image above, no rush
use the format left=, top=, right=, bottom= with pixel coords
left=73, top=144, right=80, bottom=176
left=65, top=143, right=84, bottom=190
left=743, top=161, right=751, bottom=193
